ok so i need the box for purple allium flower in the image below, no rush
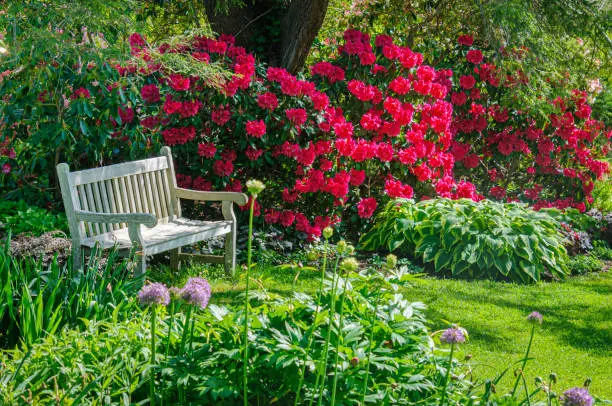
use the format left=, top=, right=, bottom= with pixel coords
left=138, top=283, right=170, bottom=306
left=527, top=311, right=543, bottom=325
left=180, top=277, right=212, bottom=309
left=440, top=327, right=466, bottom=344
left=561, top=387, right=593, bottom=406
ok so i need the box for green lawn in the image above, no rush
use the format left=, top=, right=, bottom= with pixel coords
left=149, top=261, right=612, bottom=399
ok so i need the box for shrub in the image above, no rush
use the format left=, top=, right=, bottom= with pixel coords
left=0, top=201, right=67, bottom=236
left=447, top=37, right=610, bottom=211
left=113, top=28, right=479, bottom=239
left=360, top=198, right=569, bottom=282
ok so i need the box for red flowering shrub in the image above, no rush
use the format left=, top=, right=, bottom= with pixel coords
left=122, top=29, right=479, bottom=238
left=448, top=35, right=610, bottom=212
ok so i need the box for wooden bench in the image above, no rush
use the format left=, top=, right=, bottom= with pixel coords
left=57, top=146, right=247, bottom=275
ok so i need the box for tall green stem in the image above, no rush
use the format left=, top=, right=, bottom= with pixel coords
left=314, top=255, right=341, bottom=406
left=329, top=278, right=347, bottom=406
left=512, top=325, right=535, bottom=396
left=243, top=197, right=255, bottom=406
left=165, top=301, right=176, bottom=360
left=361, top=294, right=379, bottom=404
left=150, top=306, right=157, bottom=406
left=179, top=305, right=193, bottom=356
left=294, top=242, right=329, bottom=406
left=189, top=313, right=197, bottom=352
left=439, top=343, right=455, bottom=406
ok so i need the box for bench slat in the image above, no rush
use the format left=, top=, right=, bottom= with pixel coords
left=68, top=157, right=169, bottom=186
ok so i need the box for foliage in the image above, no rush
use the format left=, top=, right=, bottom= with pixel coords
left=317, top=0, right=611, bottom=126
left=568, top=254, right=604, bottom=275
left=360, top=198, right=569, bottom=282
left=0, top=201, right=67, bottom=236
left=0, top=269, right=465, bottom=405
left=0, top=241, right=143, bottom=348
left=592, top=176, right=612, bottom=213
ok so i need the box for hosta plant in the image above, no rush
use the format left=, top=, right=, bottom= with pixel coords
left=360, top=198, right=569, bottom=282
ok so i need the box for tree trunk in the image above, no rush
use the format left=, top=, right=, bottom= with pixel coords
left=204, top=0, right=328, bottom=73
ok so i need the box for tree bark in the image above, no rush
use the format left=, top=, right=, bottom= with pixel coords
left=204, top=0, right=328, bottom=73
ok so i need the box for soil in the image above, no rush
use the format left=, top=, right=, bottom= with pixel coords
left=6, top=231, right=72, bottom=267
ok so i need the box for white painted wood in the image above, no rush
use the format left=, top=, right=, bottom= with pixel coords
left=68, top=157, right=168, bottom=185
left=175, top=188, right=248, bottom=205
left=56, top=147, right=242, bottom=275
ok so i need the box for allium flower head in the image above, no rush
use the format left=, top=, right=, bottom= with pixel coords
left=440, top=327, right=467, bottom=344
left=180, top=277, right=212, bottom=309
left=527, top=311, right=543, bottom=325
left=138, top=283, right=170, bottom=306
left=386, top=254, right=398, bottom=269
left=561, top=387, right=593, bottom=406
left=246, top=179, right=265, bottom=196
left=340, top=257, right=359, bottom=273
left=322, top=227, right=333, bottom=239
left=337, top=240, right=348, bottom=255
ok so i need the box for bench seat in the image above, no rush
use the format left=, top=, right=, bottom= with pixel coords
left=81, top=218, right=232, bottom=254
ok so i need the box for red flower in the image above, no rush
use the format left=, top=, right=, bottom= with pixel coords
left=129, top=33, right=146, bottom=48
left=257, top=92, right=279, bottom=110
left=459, top=75, right=476, bottom=89
left=285, top=108, right=308, bottom=127
left=349, top=169, right=366, bottom=186
left=457, top=34, right=474, bottom=46
left=167, top=74, right=190, bottom=91
left=179, top=100, right=202, bottom=118
left=118, top=107, right=134, bottom=125
left=489, top=186, right=507, bottom=199
left=198, top=143, right=217, bottom=158
left=385, top=178, right=414, bottom=199
left=71, top=87, right=91, bottom=99
left=357, top=197, right=377, bottom=219
left=245, top=146, right=263, bottom=161
left=212, top=159, right=234, bottom=177
left=280, top=210, right=296, bottom=227
left=163, top=95, right=182, bottom=115
left=211, top=106, right=232, bottom=126
left=466, top=50, right=483, bottom=64
left=140, top=84, right=160, bottom=103
left=246, top=120, right=267, bottom=138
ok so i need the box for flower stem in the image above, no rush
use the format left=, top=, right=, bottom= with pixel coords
left=165, top=301, right=176, bottom=360
left=179, top=305, right=193, bottom=356
left=150, top=306, right=157, bottom=406
left=315, top=255, right=342, bottom=406
left=243, top=196, right=255, bottom=406
left=512, top=325, right=535, bottom=396
left=189, top=313, right=197, bottom=352
left=439, top=343, right=455, bottom=406
left=330, top=278, right=348, bottom=406
left=361, top=294, right=379, bottom=404
left=294, top=241, right=329, bottom=406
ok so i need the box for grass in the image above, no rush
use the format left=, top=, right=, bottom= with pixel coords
left=149, top=259, right=612, bottom=399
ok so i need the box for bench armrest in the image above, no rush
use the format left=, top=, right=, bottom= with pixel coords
left=174, top=188, right=248, bottom=206
left=74, top=210, right=158, bottom=228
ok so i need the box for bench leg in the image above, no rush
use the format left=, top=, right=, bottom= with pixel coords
left=134, top=251, right=147, bottom=276
left=170, top=248, right=181, bottom=271
left=224, top=229, right=236, bottom=277
left=72, top=244, right=82, bottom=271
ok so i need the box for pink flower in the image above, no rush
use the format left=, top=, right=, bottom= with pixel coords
left=457, top=34, right=474, bottom=46
left=140, top=84, right=160, bottom=103
left=257, top=92, right=279, bottom=110
left=246, top=120, right=266, bottom=138
left=167, top=74, right=190, bottom=91
left=459, top=75, right=476, bottom=89
left=357, top=197, right=377, bottom=219
left=466, top=49, right=483, bottom=64
left=198, top=143, right=217, bottom=158
left=286, top=108, right=308, bottom=127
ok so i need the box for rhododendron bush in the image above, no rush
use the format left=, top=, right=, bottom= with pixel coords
left=447, top=35, right=611, bottom=212
left=123, top=30, right=471, bottom=237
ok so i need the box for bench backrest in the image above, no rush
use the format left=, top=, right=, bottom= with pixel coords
left=57, top=146, right=180, bottom=242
